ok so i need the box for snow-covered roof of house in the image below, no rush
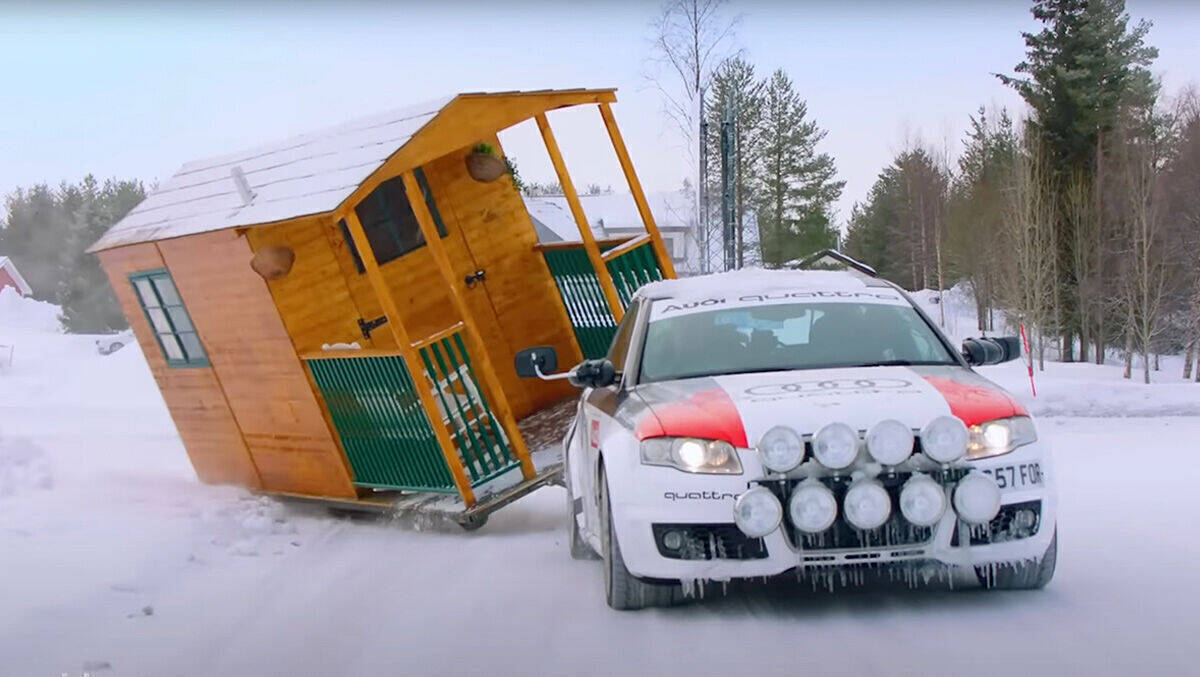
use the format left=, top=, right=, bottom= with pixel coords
left=0, top=256, right=32, bottom=296
left=523, top=191, right=694, bottom=243
left=787, top=249, right=878, bottom=277
left=90, top=88, right=616, bottom=253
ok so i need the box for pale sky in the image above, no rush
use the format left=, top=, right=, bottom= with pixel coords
left=2, top=0, right=1198, bottom=223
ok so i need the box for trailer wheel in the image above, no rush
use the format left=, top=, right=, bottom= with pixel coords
left=976, top=528, right=1057, bottom=590
left=567, top=478, right=599, bottom=560
left=458, top=514, right=489, bottom=531
left=599, top=464, right=684, bottom=610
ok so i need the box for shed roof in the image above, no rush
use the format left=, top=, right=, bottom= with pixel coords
left=90, top=88, right=616, bottom=253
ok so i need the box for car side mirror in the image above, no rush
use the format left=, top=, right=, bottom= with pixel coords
left=569, top=359, right=618, bottom=389
left=962, top=336, right=1021, bottom=366
left=514, top=346, right=559, bottom=378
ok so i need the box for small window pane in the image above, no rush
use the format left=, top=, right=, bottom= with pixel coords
left=166, top=306, right=193, bottom=332
left=159, top=333, right=185, bottom=361
left=131, top=270, right=205, bottom=367
left=147, top=307, right=173, bottom=333
left=178, top=332, right=207, bottom=361
left=151, top=275, right=182, bottom=305
left=134, top=279, right=159, bottom=308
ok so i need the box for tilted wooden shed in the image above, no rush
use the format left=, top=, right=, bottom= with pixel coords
left=90, top=88, right=675, bottom=523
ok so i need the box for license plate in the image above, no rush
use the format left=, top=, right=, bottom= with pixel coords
left=981, top=463, right=1044, bottom=491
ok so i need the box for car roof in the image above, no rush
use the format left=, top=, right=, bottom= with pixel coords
left=635, top=268, right=897, bottom=302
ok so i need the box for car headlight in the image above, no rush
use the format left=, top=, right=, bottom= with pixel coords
left=640, top=437, right=743, bottom=474
left=733, top=486, right=783, bottom=537
left=866, top=419, right=915, bottom=466
left=966, top=416, right=1037, bottom=460
left=920, top=415, right=968, bottom=463
left=757, top=425, right=805, bottom=473
left=812, top=422, right=860, bottom=470
left=788, top=480, right=838, bottom=534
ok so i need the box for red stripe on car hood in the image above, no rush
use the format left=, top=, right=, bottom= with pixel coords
left=921, top=375, right=1028, bottom=427
left=635, top=388, right=749, bottom=448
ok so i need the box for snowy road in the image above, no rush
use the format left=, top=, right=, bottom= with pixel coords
left=3, top=294, right=1200, bottom=675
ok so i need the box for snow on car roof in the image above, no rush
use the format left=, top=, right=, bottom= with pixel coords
left=636, top=268, right=884, bottom=301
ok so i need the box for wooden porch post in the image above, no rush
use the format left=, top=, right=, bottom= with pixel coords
left=535, top=113, right=626, bottom=321
left=598, top=103, right=677, bottom=279
left=340, top=208, right=478, bottom=506
left=400, top=171, right=537, bottom=481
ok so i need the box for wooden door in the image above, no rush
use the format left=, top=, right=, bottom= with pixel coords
left=422, top=145, right=579, bottom=419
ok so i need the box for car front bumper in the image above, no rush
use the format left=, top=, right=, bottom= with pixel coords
left=610, top=441, right=1057, bottom=581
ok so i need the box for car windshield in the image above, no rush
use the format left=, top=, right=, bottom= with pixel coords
left=638, top=301, right=958, bottom=383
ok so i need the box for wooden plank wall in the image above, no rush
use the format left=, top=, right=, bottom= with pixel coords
left=156, top=230, right=357, bottom=498
left=245, top=215, right=384, bottom=353
left=97, top=243, right=262, bottom=489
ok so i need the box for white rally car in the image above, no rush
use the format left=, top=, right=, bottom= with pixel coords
left=516, top=269, right=1056, bottom=610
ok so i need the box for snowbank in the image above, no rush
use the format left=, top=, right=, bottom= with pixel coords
left=0, top=286, right=62, bottom=334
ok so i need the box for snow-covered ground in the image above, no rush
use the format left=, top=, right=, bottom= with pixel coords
left=3, top=284, right=1199, bottom=676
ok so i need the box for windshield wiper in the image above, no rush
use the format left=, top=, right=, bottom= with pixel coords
left=846, top=360, right=948, bottom=368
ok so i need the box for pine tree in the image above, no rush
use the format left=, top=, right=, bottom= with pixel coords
left=754, top=69, right=843, bottom=267
left=843, top=149, right=947, bottom=291
left=997, top=0, right=1158, bottom=358
left=946, top=108, right=1018, bottom=329
left=0, top=176, right=145, bottom=332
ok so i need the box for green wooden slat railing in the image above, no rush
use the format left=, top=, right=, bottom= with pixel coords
left=605, top=239, right=664, bottom=308
left=542, top=246, right=620, bottom=359
left=417, top=332, right=520, bottom=486
left=308, top=355, right=457, bottom=493
left=541, top=240, right=664, bottom=359
left=307, top=340, right=520, bottom=494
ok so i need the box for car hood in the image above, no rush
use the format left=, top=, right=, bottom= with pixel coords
left=631, top=365, right=1027, bottom=447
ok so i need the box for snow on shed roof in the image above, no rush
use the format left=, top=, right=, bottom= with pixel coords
left=89, top=95, right=453, bottom=253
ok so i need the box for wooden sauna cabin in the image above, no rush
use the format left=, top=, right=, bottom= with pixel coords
left=89, top=88, right=676, bottom=527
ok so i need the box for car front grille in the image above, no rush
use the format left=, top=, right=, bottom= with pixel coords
left=652, top=523, right=769, bottom=560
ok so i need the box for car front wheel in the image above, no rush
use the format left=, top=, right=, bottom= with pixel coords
left=599, top=463, right=684, bottom=610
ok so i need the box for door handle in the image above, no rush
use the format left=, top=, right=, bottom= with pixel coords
left=464, top=269, right=487, bottom=288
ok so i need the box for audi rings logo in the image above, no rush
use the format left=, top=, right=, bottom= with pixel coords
left=745, top=378, right=912, bottom=396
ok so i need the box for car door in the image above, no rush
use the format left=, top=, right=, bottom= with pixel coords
left=577, top=300, right=642, bottom=542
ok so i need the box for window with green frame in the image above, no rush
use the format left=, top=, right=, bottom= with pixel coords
left=338, top=167, right=449, bottom=273
left=129, top=270, right=209, bottom=367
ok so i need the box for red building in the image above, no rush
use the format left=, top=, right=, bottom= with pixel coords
left=0, top=256, right=32, bottom=296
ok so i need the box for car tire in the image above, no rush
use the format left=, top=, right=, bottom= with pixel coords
left=567, top=477, right=599, bottom=560
left=599, top=463, right=685, bottom=610
left=110, top=342, right=123, bottom=353
left=976, top=528, right=1057, bottom=590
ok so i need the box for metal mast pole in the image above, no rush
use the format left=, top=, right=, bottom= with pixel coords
left=720, top=102, right=735, bottom=271
left=699, top=104, right=709, bottom=274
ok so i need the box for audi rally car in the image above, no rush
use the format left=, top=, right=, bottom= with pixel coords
left=517, top=269, right=1056, bottom=610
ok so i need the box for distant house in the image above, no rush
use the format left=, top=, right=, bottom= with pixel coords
left=524, top=191, right=702, bottom=274
left=787, top=249, right=877, bottom=278
left=0, top=256, right=32, bottom=296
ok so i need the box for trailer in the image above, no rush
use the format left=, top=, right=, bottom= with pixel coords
left=89, top=88, right=676, bottom=527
